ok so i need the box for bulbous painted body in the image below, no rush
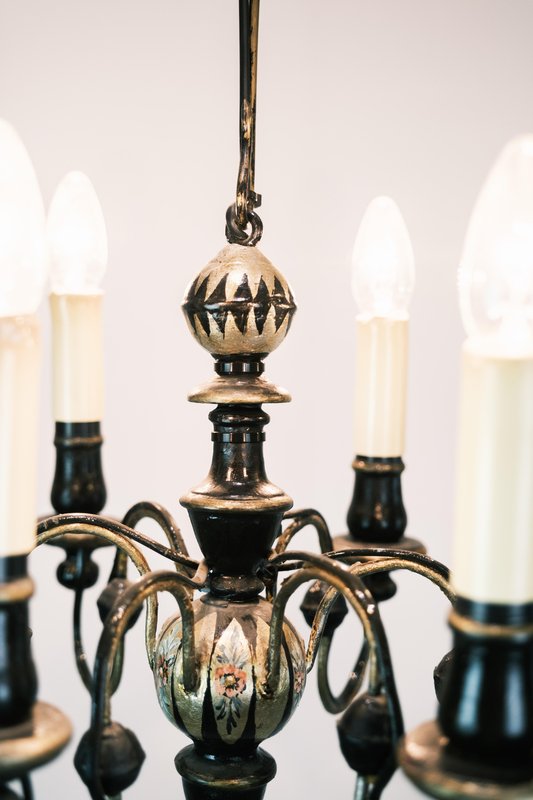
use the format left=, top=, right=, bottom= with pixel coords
left=154, top=595, right=305, bottom=752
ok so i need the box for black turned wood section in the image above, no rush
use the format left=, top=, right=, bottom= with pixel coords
left=188, top=507, right=281, bottom=598
left=344, top=455, right=408, bottom=602
left=184, top=404, right=290, bottom=598
left=0, top=786, right=22, bottom=799
left=208, top=405, right=269, bottom=493
left=347, top=456, right=407, bottom=544
left=176, top=744, right=276, bottom=800
left=438, top=598, right=533, bottom=782
left=215, top=356, right=266, bottom=376
left=0, top=556, right=37, bottom=728
left=51, top=422, right=107, bottom=514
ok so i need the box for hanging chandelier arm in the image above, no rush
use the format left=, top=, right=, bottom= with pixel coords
left=264, top=552, right=404, bottom=796
left=265, top=560, right=379, bottom=694
left=82, top=572, right=198, bottom=800
left=37, top=514, right=199, bottom=575
left=352, top=558, right=455, bottom=603
left=73, top=588, right=126, bottom=698
left=37, top=517, right=207, bottom=670
left=36, top=518, right=159, bottom=669
left=94, top=572, right=198, bottom=720
left=121, top=500, right=189, bottom=558
left=304, top=574, right=371, bottom=714
left=109, top=499, right=190, bottom=583
left=316, top=635, right=370, bottom=715
left=73, top=588, right=94, bottom=693
left=308, top=553, right=453, bottom=719
left=306, top=579, right=361, bottom=673
left=19, top=776, right=33, bottom=800
left=266, top=549, right=403, bottom=716
left=275, top=508, right=334, bottom=554
left=332, top=547, right=450, bottom=582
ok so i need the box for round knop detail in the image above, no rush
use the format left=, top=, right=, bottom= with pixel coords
left=183, top=244, right=296, bottom=357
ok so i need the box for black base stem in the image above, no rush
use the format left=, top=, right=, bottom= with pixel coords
left=176, top=745, right=276, bottom=800
left=0, top=556, right=37, bottom=729
left=438, top=597, right=533, bottom=782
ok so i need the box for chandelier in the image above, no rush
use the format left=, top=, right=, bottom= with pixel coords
left=0, top=2, right=532, bottom=799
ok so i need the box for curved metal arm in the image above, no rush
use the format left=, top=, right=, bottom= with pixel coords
left=266, top=550, right=403, bottom=800
left=85, top=571, right=198, bottom=800
left=38, top=514, right=198, bottom=574
left=36, top=515, right=205, bottom=668
left=332, top=547, right=450, bottom=583
left=266, top=555, right=380, bottom=695
left=317, top=636, right=369, bottom=715
left=352, top=557, right=454, bottom=603
left=70, top=502, right=190, bottom=690
left=20, top=775, right=33, bottom=800
left=275, top=509, right=334, bottom=555
left=309, top=555, right=453, bottom=665
left=310, top=553, right=454, bottom=716
left=37, top=515, right=157, bottom=669
left=73, top=588, right=95, bottom=692
left=122, top=501, right=189, bottom=556
left=73, top=588, right=125, bottom=697
left=111, top=500, right=191, bottom=580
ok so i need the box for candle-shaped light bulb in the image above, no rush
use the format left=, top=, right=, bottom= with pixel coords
left=0, top=120, right=46, bottom=317
left=47, top=171, right=107, bottom=294
left=459, top=136, right=533, bottom=357
left=0, top=120, right=45, bottom=556
left=453, top=135, right=533, bottom=604
left=352, top=196, right=415, bottom=319
left=48, top=172, right=107, bottom=424
left=352, top=197, right=415, bottom=457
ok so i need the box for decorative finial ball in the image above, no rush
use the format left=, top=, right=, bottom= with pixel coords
left=74, top=721, right=145, bottom=796
left=337, top=692, right=392, bottom=776
left=182, top=244, right=296, bottom=357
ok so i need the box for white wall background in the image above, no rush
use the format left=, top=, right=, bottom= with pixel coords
left=1, top=0, right=533, bottom=797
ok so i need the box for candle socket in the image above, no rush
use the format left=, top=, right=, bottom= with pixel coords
left=339, top=455, right=411, bottom=602
left=0, top=556, right=37, bottom=730
left=400, top=598, right=533, bottom=796
left=51, top=421, right=106, bottom=514
left=347, top=456, right=407, bottom=543
left=438, top=598, right=533, bottom=783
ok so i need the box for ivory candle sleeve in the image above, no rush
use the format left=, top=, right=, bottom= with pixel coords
left=452, top=345, right=533, bottom=604
left=50, top=293, right=104, bottom=422
left=0, top=316, right=40, bottom=556
left=354, top=316, right=409, bottom=457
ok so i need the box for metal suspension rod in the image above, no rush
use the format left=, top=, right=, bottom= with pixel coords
left=226, top=0, right=263, bottom=246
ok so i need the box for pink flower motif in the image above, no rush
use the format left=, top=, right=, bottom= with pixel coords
left=157, top=655, right=172, bottom=686
left=214, top=664, right=247, bottom=698
left=294, top=670, right=304, bottom=695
